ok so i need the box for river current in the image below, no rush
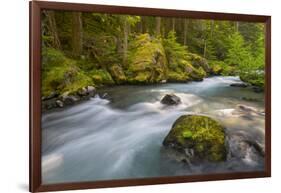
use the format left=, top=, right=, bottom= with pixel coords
left=42, top=76, right=265, bottom=184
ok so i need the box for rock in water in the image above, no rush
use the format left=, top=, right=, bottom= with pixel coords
left=161, top=94, right=181, bottom=105
left=163, top=115, right=227, bottom=162
left=55, top=100, right=64, bottom=108
left=230, top=83, right=248, bottom=88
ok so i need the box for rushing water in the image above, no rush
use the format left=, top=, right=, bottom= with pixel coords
left=41, top=76, right=265, bottom=184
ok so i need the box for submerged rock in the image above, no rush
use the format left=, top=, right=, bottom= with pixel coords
left=163, top=115, right=227, bottom=163
left=252, top=86, right=264, bottom=93
left=241, top=97, right=259, bottom=102
left=228, top=133, right=264, bottom=160
left=230, top=83, right=248, bottom=88
left=161, top=94, right=181, bottom=105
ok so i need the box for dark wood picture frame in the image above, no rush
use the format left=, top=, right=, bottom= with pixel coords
left=30, top=1, right=271, bottom=192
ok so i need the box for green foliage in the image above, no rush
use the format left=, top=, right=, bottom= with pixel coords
left=108, top=64, right=127, bottom=84
left=225, top=32, right=250, bottom=68
left=163, top=31, right=189, bottom=71
left=127, top=34, right=167, bottom=83
left=88, top=69, right=114, bottom=85
left=42, top=48, right=92, bottom=96
left=41, top=10, right=265, bottom=90
left=163, top=31, right=208, bottom=82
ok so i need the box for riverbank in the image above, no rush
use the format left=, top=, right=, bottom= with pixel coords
left=41, top=75, right=264, bottom=111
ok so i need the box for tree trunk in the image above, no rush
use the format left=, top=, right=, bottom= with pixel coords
left=46, top=11, right=60, bottom=49
left=210, top=20, right=214, bottom=39
left=141, top=16, right=147, bottom=33
left=156, top=17, right=161, bottom=36
left=123, top=19, right=129, bottom=64
left=72, top=12, right=83, bottom=57
left=183, top=19, right=188, bottom=46
left=203, top=39, right=207, bottom=58
left=172, top=18, right=176, bottom=31
left=236, top=21, right=239, bottom=32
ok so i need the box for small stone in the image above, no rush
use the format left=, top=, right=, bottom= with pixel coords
left=86, top=86, right=96, bottom=97
left=56, top=100, right=64, bottom=108
left=77, top=87, right=88, bottom=96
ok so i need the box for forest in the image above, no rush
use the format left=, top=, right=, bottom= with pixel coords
left=41, top=10, right=265, bottom=98
left=41, top=10, right=266, bottom=183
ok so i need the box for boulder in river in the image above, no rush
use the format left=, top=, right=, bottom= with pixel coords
left=163, top=115, right=227, bottom=162
left=161, top=94, right=181, bottom=105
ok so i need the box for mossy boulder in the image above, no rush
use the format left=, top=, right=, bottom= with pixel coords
left=88, top=69, right=114, bottom=85
left=188, top=53, right=210, bottom=73
left=41, top=48, right=92, bottom=97
left=127, top=34, right=167, bottom=83
left=209, top=61, right=223, bottom=75
left=188, top=66, right=206, bottom=81
left=163, top=115, right=227, bottom=162
left=167, top=70, right=190, bottom=82
left=108, top=64, right=127, bottom=84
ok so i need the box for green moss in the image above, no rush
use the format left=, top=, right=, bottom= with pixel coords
left=209, top=61, right=223, bottom=75
left=127, top=34, right=167, bottom=83
left=167, top=70, right=190, bottom=82
left=108, top=64, right=127, bottom=84
left=163, top=115, right=227, bottom=162
left=188, top=53, right=210, bottom=73
left=240, top=71, right=264, bottom=88
left=41, top=48, right=93, bottom=96
left=88, top=69, right=114, bottom=85
left=188, top=67, right=206, bottom=81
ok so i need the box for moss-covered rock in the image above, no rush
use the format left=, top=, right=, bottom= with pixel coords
left=42, top=48, right=92, bottom=97
left=163, top=115, right=227, bottom=162
left=209, top=61, right=223, bottom=75
left=188, top=53, right=210, bottom=73
left=108, top=64, right=127, bottom=84
left=127, top=34, right=167, bottom=84
left=167, top=70, right=190, bottom=82
left=88, top=69, right=114, bottom=85
left=188, top=66, right=206, bottom=81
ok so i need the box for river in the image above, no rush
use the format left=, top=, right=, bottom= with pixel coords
left=41, top=76, right=265, bottom=184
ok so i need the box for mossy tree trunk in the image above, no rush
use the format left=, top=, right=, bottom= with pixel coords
left=156, top=17, right=161, bottom=37
left=72, top=12, right=83, bottom=57
left=46, top=11, right=61, bottom=49
left=172, top=18, right=176, bottom=31
left=141, top=16, right=147, bottom=33
left=183, top=19, right=188, bottom=46
left=123, top=19, right=129, bottom=64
